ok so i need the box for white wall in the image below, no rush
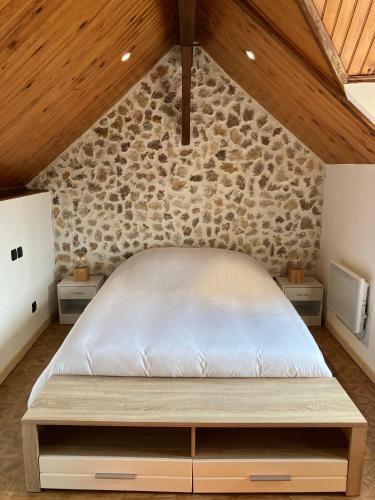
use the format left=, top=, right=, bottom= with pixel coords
left=345, top=83, right=375, bottom=124
left=319, top=164, right=375, bottom=378
left=0, top=191, right=56, bottom=381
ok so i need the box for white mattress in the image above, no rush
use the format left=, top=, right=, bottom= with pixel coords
left=29, top=247, right=331, bottom=406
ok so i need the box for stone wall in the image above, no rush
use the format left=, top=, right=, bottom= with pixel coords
left=30, top=47, right=325, bottom=278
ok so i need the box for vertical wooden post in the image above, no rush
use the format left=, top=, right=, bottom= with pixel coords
left=22, top=422, right=40, bottom=492
left=177, top=0, right=198, bottom=145
left=346, top=425, right=367, bottom=496
left=181, top=46, right=193, bottom=145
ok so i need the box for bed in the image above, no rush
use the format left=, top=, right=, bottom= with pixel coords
left=24, top=247, right=368, bottom=496
left=29, top=247, right=331, bottom=406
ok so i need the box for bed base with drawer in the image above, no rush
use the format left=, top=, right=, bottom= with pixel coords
left=22, top=376, right=367, bottom=496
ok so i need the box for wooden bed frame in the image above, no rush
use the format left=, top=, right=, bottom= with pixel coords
left=22, top=376, right=367, bottom=495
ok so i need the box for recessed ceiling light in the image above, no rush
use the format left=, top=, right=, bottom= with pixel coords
left=246, top=50, right=256, bottom=61
left=121, top=52, right=131, bottom=62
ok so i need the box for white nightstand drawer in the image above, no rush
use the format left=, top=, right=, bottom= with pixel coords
left=284, top=287, right=322, bottom=302
left=59, top=286, right=97, bottom=300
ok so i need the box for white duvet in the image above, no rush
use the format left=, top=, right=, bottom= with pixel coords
left=29, top=247, right=331, bottom=406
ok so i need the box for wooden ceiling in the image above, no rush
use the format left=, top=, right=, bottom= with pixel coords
left=0, top=0, right=374, bottom=189
left=200, top=0, right=375, bottom=163
left=0, top=0, right=176, bottom=188
left=246, top=0, right=347, bottom=86
left=313, top=0, right=375, bottom=78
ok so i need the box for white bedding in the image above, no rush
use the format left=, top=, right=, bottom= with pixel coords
left=29, top=247, right=331, bottom=406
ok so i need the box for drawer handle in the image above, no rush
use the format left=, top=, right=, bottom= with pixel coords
left=249, top=475, right=291, bottom=482
left=296, top=293, right=310, bottom=297
left=95, top=473, right=137, bottom=480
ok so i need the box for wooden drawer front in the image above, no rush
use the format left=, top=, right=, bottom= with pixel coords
left=40, top=473, right=192, bottom=492
left=58, top=286, right=96, bottom=300
left=193, top=476, right=346, bottom=493
left=193, top=458, right=348, bottom=478
left=285, top=287, right=322, bottom=301
left=40, top=457, right=192, bottom=492
left=40, top=456, right=191, bottom=477
left=193, top=459, right=347, bottom=493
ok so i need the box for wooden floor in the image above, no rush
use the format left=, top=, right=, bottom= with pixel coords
left=0, top=323, right=374, bottom=499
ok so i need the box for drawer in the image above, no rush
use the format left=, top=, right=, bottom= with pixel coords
left=193, top=458, right=347, bottom=493
left=284, top=287, right=322, bottom=301
left=40, top=456, right=192, bottom=492
left=40, top=473, right=192, bottom=492
left=58, top=286, right=96, bottom=300
left=193, top=458, right=348, bottom=479
left=193, top=476, right=346, bottom=493
left=40, top=455, right=191, bottom=477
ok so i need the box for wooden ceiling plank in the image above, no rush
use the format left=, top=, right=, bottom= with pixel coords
left=361, top=33, right=375, bottom=74
left=4, top=35, right=173, bottom=186
left=332, top=0, right=358, bottom=53
left=314, top=0, right=328, bottom=15
left=1, top=47, right=168, bottom=163
left=323, top=0, right=343, bottom=35
left=0, top=0, right=47, bottom=43
left=16, top=40, right=173, bottom=186
left=0, top=13, right=173, bottom=158
left=298, top=0, right=348, bottom=85
left=0, top=2, right=167, bottom=133
left=0, top=0, right=108, bottom=110
left=340, top=0, right=373, bottom=70
left=349, top=0, right=375, bottom=74
left=1, top=7, right=111, bottom=114
left=313, top=0, right=375, bottom=77
left=0, top=0, right=177, bottom=187
left=0, top=0, right=154, bottom=105
left=200, top=0, right=375, bottom=163
left=0, top=0, right=82, bottom=69
left=8, top=10, right=173, bottom=125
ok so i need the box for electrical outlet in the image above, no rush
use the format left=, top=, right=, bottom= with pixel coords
left=17, top=246, right=23, bottom=258
left=11, top=249, right=17, bottom=261
left=32, top=301, right=37, bottom=313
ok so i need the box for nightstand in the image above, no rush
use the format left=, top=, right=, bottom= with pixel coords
left=276, top=276, right=323, bottom=326
left=58, top=275, right=104, bottom=324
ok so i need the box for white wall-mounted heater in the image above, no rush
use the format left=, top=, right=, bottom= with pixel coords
left=327, top=261, right=368, bottom=336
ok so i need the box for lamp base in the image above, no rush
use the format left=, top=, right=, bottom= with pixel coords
left=288, top=268, right=304, bottom=284
left=73, top=267, right=90, bottom=282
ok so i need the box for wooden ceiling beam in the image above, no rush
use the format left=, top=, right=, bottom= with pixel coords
left=178, top=0, right=197, bottom=45
left=177, top=0, right=198, bottom=145
left=181, top=46, right=193, bottom=145
left=297, top=0, right=348, bottom=87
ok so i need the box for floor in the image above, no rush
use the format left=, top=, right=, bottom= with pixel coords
left=0, top=324, right=374, bottom=500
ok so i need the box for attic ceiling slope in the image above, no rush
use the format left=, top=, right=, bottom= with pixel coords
left=246, top=0, right=346, bottom=87
left=313, top=0, right=375, bottom=79
left=0, top=0, right=176, bottom=189
left=199, top=0, right=375, bottom=164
